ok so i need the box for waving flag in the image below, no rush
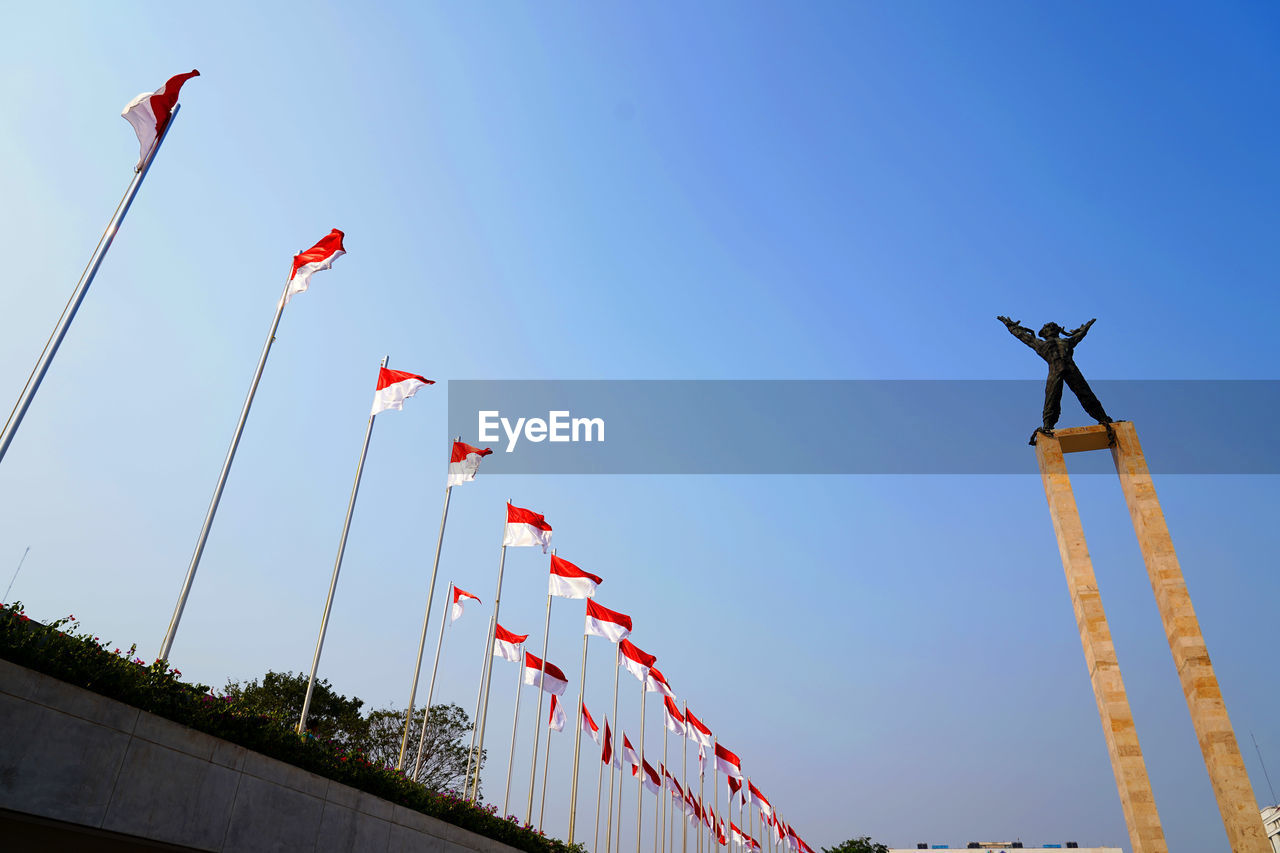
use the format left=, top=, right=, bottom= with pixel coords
left=662, top=696, right=686, bottom=737
left=450, top=586, right=480, bottom=623
left=549, top=554, right=603, bottom=599
left=523, top=652, right=569, bottom=695
left=715, top=742, right=742, bottom=779
left=623, top=733, right=640, bottom=776
left=581, top=701, right=601, bottom=744
left=641, top=758, right=661, bottom=795
left=548, top=694, right=566, bottom=732
left=601, top=717, right=620, bottom=768
left=698, top=743, right=706, bottom=779
left=503, top=502, right=553, bottom=551
left=284, top=229, right=346, bottom=304
left=371, top=367, right=434, bottom=416
left=644, top=665, right=674, bottom=697
left=585, top=599, right=632, bottom=642
left=618, top=639, right=656, bottom=684
left=747, top=781, right=772, bottom=817
left=121, top=70, right=199, bottom=169
left=730, top=823, right=749, bottom=849
left=448, top=441, right=492, bottom=487
left=493, top=624, right=527, bottom=662
left=686, top=708, right=714, bottom=748
left=717, top=819, right=728, bottom=847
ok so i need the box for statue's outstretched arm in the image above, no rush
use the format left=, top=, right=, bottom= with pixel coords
left=997, top=315, right=1037, bottom=349
left=1066, top=318, right=1097, bottom=343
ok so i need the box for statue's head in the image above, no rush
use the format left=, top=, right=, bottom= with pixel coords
left=1038, top=322, right=1063, bottom=339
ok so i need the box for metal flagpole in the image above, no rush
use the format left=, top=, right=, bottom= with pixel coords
left=297, top=357, right=386, bottom=734
left=412, top=581, right=454, bottom=781
left=594, top=710, right=607, bottom=853
left=712, top=737, right=719, bottom=853
left=637, top=681, right=647, bottom=853
left=469, top=504, right=511, bottom=801
left=538, top=692, right=553, bottom=828
left=526, top=551, right=555, bottom=822
left=1, top=106, right=180, bottom=469
left=464, top=621, right=491, bottom=793
left=605, top=644, right=622, bottom=853
left=503, top=653, right=525, bottom=816
left=615, top=732, right=625, bottom=853
left=397, top=437, right=460, bottom=769
left=568, top=625, right=590, bottom=843
left=682, top=702, right=689, bottom=853
left=661, top=724, right=668, bottom=853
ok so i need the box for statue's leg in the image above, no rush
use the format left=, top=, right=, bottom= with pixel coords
left=1064, top=365, right=1111, bottom=423
left=1042, top=371, right=1064, bottom=430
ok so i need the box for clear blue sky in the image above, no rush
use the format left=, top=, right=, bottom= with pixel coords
left=1, top=2, right=1277, bottom=850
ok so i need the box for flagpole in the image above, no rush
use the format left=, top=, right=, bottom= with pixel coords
left=464, top=619, right=491, bottom=794
left=637, top=682, right=647, bottom=853
left=503, top=653, right=524, bottom=816
left=568, top=627, right=590, bottom=843
left=661, top=724, right=669, bottom=853
left=397, top=437, right=459, bottom=769
left=469, top=504, right=511, bottom=801
left=713, top=737, right=719, bottom=852
left=682, top=701, right=689, bottom=853
left=412, top=581, right=454, bottom=781
left=526, top=552, right=555, bottom=822
left=297, top=357, right=386, bottom=734
left=594, top=710, right=607, bottom=853
left=606, top=644, right=622, bottom=853
left=1, top=106, right=180, bottom=470
left=538, top=692, right=553, bottom=828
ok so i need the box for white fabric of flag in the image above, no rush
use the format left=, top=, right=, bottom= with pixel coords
left=493, top=624, right=527, bottom=663
left=447, top=441, right=492, bottom=487
left=503, top=502, right=552, bottom=552
left=450, top=586, right=480, bottom=623
left=371, top=367, right=434, bottom=416
left=548, top=694, right=566, bottom=732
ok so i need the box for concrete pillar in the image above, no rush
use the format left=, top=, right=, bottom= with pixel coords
left=1035, top=429, right=1168, bottom=853
left=1109, top=421, right=1270, bottom=853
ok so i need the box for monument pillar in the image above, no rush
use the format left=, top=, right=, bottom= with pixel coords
left=1036, top=422, right=1269, bottom=853
left=1108, top=421, right=1271, bottom=853
left=1035, top=428, right=1167, bottom=853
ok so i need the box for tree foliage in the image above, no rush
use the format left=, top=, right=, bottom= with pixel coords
left=222, top=670, right=483, bottom=795
left=822, top=838, right=889, bottom=853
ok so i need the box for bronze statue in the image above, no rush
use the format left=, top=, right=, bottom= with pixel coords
left=998, top=316, right=1113, bottom=443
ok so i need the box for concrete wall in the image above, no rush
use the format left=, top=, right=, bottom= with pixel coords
left=0, top=657, right=524, bottom=853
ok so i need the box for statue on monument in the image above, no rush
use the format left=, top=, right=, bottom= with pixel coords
left=997, top=316, right=1113, bottom=443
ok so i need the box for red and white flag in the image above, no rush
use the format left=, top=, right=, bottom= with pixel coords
left=371, top=367, right=434, bottom=416
left=581, top=701, right=600, bottom=745
left=284, top=229, right=346, bottom=304
left=450, top=586, right=480, bottom=623
left=786, top=825, right=801, bottom=852
left=686, top=708, right=714, bottom=748
left=548, top=554, right=603, bottom=599
left=730, top=823, right=749, bottom=849
left=601, top=717, right=620, bottom=768
left=772, top=817, right=786, bottom=844
left=715, top=742, right=742, bottom=780
left=717, top=819, right=728, bottom=847
left=622, top=733, right=640, bottom=775
left=584, top=599, right=632, bottom=643
left=644, top=665, right=674, bottom=697
left=662, top=696, right=686, bottom=737
left=747, top=781, right=772, bottom=818
left=684, top=790, right=699, bottom=822
left=522, top=652, right=569, bottom=695
left=618, top=639, right=656, bottom=684
left=548, top=693, right=566, bottom=732
left=121, top=70, right=199, bottom=169
left=503, top=502, right=552, bottom=552
left=493, top=624, right=527, bottom=662
left=641, top=758, right=661, bottom=795
left=697, top=743, right=706, bottom=779
left=728, top=775, right=744, bottom=804
left=448, top=441, right=493, bottom=487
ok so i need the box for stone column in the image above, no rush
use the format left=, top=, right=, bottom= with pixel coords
left=1109, top=421, right=1270, bottom=853
left=1035, top=428, right=1168, bottom=853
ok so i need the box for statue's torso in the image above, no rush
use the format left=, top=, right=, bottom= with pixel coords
left=1037, top=337, right=1074, bottom=369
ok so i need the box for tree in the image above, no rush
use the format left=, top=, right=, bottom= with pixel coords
left=822, top=838, right=889, bottom=853
left=223, top=670, right=368, bottom=747
left=361, top=703, right=484, bottom=795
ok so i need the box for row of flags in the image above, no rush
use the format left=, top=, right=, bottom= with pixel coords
left=0, top=71, right=818, bottom=853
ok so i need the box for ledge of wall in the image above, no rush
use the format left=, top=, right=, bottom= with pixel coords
left=0, top=657, right=520, bottom=853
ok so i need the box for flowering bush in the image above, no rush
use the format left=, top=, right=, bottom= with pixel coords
left=0, top=603, right=586, bottom=853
